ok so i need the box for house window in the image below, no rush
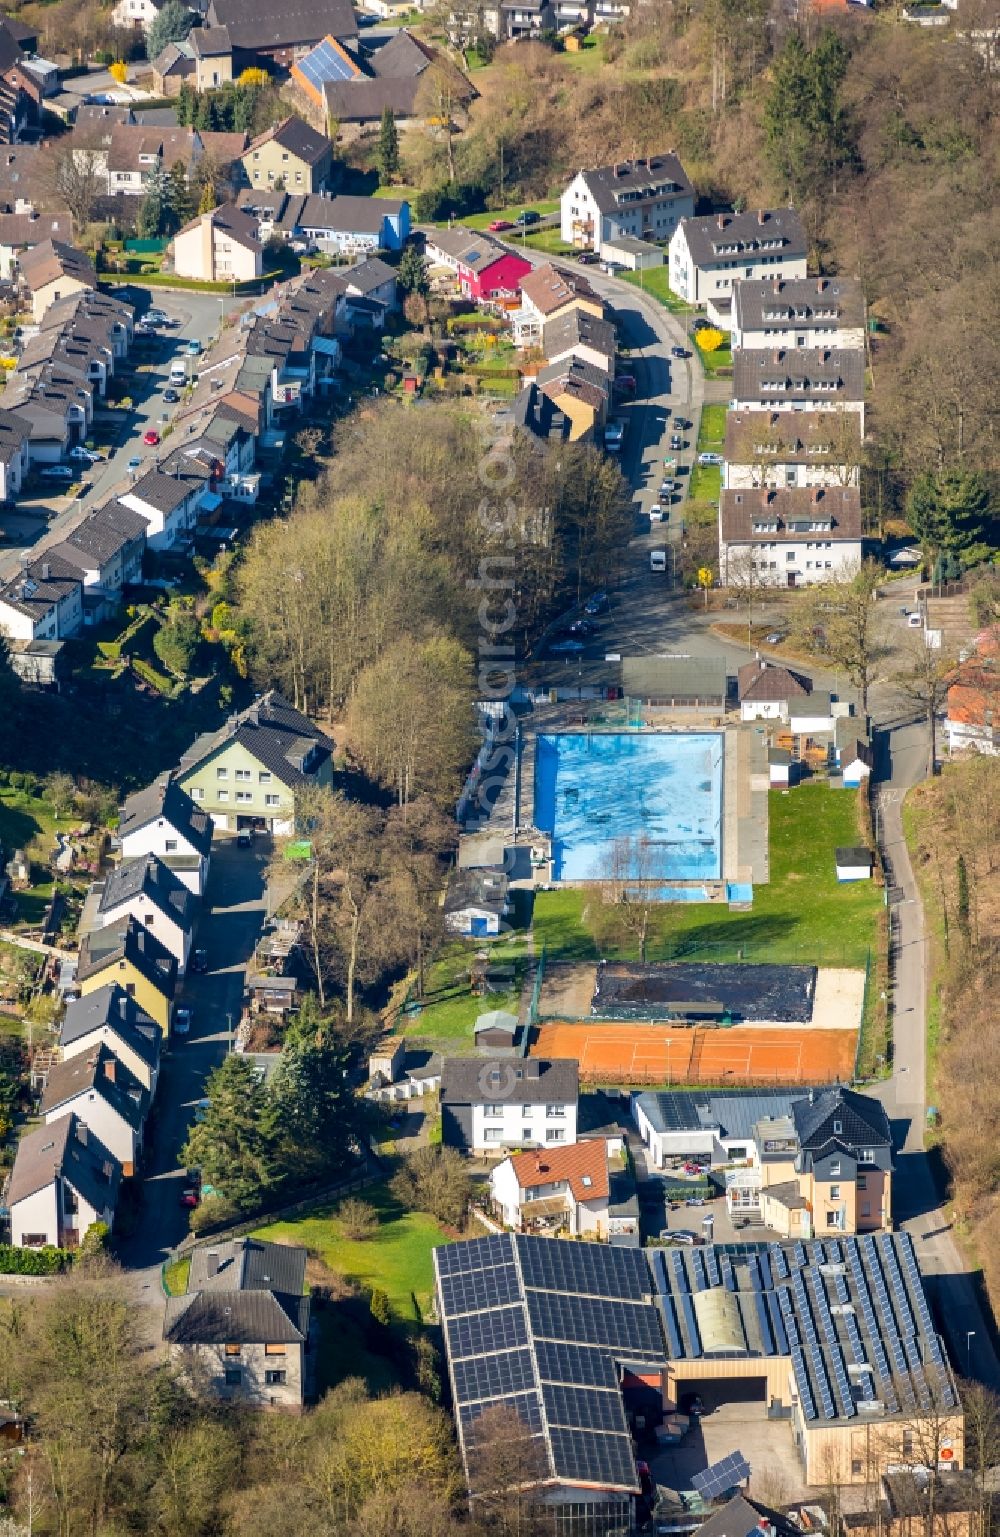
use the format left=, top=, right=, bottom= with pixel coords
left=264, top=794, right=280, bottom=807
left=483, top=1104, right=503, bottom=1117
left=191, top=787, right=204, bottom=800
left=218, top=791, right=229, bottom=802
left=236, top=792, right=252, bottom=804
left=265, top=1369, right=286, bottom=1385
left=264, top=1343, right=286, bottom=1356
left=235, top=769, right=251, bottom=781
left=224, top=1344, right=241, bottom=1356
left=852, top=1460, right=863, bottom=1477
left=833, top=1120, right=842, bottom=1134
left=857, top=1175, right=867, bottom=1191
left=259, top=772, right=272, bottom=783
left=861, top=1202, right=871, bottom=1217
left=165, top=840, right=178, bottom=852
left=216, top=767, right=228, bottom=779
left=546, top=1105, right=565, bottom=1118
left=829, top=1185, right=841, bottom=1200
left=829, top=1160, right=841, bottom=1176
left=224, top=1368, right=242, bottom=1386
left=20, top=1234, right=48, bottom=1248
left=545, top=1128, right=565, bottom=1143
left=859, top=1148, right=875, bottom=1163
left=903, top=1432, right=914, bottom=1456
left=482, top=1127, right=503, bottom=1143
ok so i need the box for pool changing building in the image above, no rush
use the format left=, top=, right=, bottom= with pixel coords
left=436, top=1232, right=962, bottom=1533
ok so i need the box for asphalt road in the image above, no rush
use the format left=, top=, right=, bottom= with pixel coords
left=0, top=288, right=236, bottom=583
left=117, top=838, right=272, bottom=1283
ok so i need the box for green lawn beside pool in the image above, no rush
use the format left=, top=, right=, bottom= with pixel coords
left=534, top=785, right=880, bottom=969
left=253, top=1183, right=449, bottom=1321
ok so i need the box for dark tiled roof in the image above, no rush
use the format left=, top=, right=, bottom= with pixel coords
left=578, top=153, right=693, bottom=216
left=733, top=274, right=864, bottom=334
left=343, top=255, right=395, bottom=294
left=444, top=867, right=508, bottom=916
left=542, top=307, right=616, bottom=365
left=724, top=408, right=863, bottom=466
left=441, top=1057, right=579, bottom=1106
left=519, top=261, right=602, bottom=317
left=0, top=210, right=73, bottom=248
left=8, top=1112, right=121, bottom=1210
left=119, top=776, right=213, bottom=858
left=679, top=207, right=807, bottom=269
left=40, top=1042, right=149, bottom=1130
left=0, top=405, right=29, bottom=462
left=127, top=469, right=202, bottom=514
left=60, top=983, right=161, bottom=1070
left=175, top=201, right=261, bottom=254
left=163, top=1288, right=309, bottom=1344
left=719, top=486, right=862, bottom=544
left=370, top=26, right=436, bottom=77
left=510, top=381, right=571, bottom=443
left=791, top=1085, right=891, bottom=1152
left=189, top=1236, right=307, bottom=1293
left=693, top=1490, right=803, bottom=1537
left=64, top=501, right=148, bottom=563
left=18, top=238, right=97, bottom=294
left=322, top=76, right=421, bottom=122
left=97, top=854, right=195, bottom=931
left=190, top=24, right=232, bottom=55
left=281, top=192, right=403, bottom=236
left=247, top=114, right=329, bottom=167
left=207, top=0, right=357, bottom=47
left=77, top=914, right=178, bottom=998
left=737, top=658, right=812, bottom=703
left=732, top=346, right=865, bottom=403
left=425, top=225, right=509, bottom=273
left=178, top=689, right=328, bottom=789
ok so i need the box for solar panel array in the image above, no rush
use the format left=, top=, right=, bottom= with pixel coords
left=294, top=35, right=360, bottom=91
left=691, top=1451, right=751, bottom=1499
left=435, top=1231, right=958, bottom=1502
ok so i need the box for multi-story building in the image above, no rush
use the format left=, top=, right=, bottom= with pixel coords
left=731, top=274, right=865, bottom=351
left=441, top=1057, right=579, bottom=1155
left=718, top=485, right=864, bottom=589
left=730, top=347, right=866, bottom=430
left=76, top=915, right=177, bottom=1037
left=9, top=1114, right=120, bottom=1249
left=724, top=409, right=863, bottom=491
left=669, top=208, right=807, bottom=319
left=242, top=115, right=332, bottom=195
left=561, top=154, right=694, bottom=256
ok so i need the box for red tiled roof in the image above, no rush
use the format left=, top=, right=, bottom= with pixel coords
left=509, top=1139, right=609, bottom=1203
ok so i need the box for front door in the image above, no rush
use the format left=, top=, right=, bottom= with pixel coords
left=787, top=572, right=797, bottom=588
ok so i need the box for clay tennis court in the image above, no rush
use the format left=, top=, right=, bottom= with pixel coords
left=530, top=1021, right=858, bottom=1085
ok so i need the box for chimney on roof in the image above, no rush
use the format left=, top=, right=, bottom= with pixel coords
left=104, top=1057, right=116, bottom=1083
left=772, top=276, right=780, bottom=294
left=772, top=349, right=781, bottom=366
left=717, top=213, right=726, bottom=229
left=119, top=994, right=128, bottom=1020
left=758, top=209, right=766, bottom=224
left=525, top=1059, right=540, bottom=1079
left=812, top=488, right=822, bottom=504
left=41, top=562, right=50, bottom=581
left=206, top=1250, right=220, bottom=1276
left=78, top=1123, right=87, bottom=1144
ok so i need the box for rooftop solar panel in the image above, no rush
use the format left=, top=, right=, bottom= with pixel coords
left=440, top=1263, right=521, bottom=1317
left=549, top=1426, right=638, bottom=1490
left=518, top=1235, right=650, bottom=1300
left=437, top=1233, right=513, bottom=1277
left=453, top=1348, right=536, bottom=1405
left=771, top=1245, right=789, bottom=1281
left=446, top=1304, right=528, bottom=1360
left=766, top=1290, right=788, bottom=1356
left=543, top=1383, right=630, bottom=1434
left=459, top=1391, right=543, bottom=1434
left=791, top=1345, right=816, bottom=1421
left=754, top=1289, right=774, bottom=1355
left=678, top=1288, right=702, bottom=1357
left=691, top=1450, right=751, bottom=1499
left=759, top=1251, right=773, bottom=1291
left=533, top=1339, right=620, bottom=1391
left=295, top=36, right=359, bottom=88
left=526, top=1289, right=665, bottom=1356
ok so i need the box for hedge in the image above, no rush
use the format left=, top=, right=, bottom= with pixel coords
left=100, top=270, right=285, bottom=296
left=132, top=657, right=174, bottom=695
left=0, top=1243, right=70, bottom=1274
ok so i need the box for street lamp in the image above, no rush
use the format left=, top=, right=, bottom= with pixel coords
left=967, top=1331, right=975, bottom=1374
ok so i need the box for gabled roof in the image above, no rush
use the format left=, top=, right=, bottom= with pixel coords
left=733, top=274, right=864, bottom=333
left=508, top=1139, right=609, bottom=1203
left=177, top=688, right=329, bottom=790
left=18, top=238, right=97, bottom=294
left=322, top=76, right=422, bottom=122
left=678, top=207, right=807, bottom=269
left=175, top=201, right=261, bottom=255
left=0, top=405, right=29, bottom=463
left=737, top=657, right=812, bottom=703
left=425, top=225, right=513, bottom=274
left=694, top=1493, right=803, bottom=1537
left=719, top=487, right=862, bottom=544
left=278, top=192, right=404, bottom=236
left=207, top=0, right=357, bottom=48
left=246, top=114, right=330, bottom=167
left=343, top=255, right=395, bottom=295
left=97, top=853, right=195, bottom=933
left=441, top=1056, right=578, bottom=1107
left=107, top=124, right=200, bottom=174
left=371, top=26, right=436, bottom=77
left=164, top=1237, right=309, bottom=1345
left=198, top=130, right=248, bottom=164
left=190, top=23, right=232, bottom=56
left=119, top=776, right=213, bottom=858
left=63, top=501, right=148, bottom=564
left=8, top=1112, right=121, bottom=1211
left=520, top=260, right=602, bottom=318
left=724, top=408, right=863, bottom=467
left=732, top=346, right=865, bottom=403
left=791, top=1085, right=891, bottom=1153
left=60, top=983, right=161, bottom=1071
left=77, top=914, right=177, bottom=999
left=510, top=380, right=571, bottom=443
left=40, top=1042, right=149, bottom=1131
left=576, top=153, right=693, bottom=216
left=542, top=306, right=616, bottom=365
left=0, top=210, right=73, bottom=249
left=444, top=866, right=508, bottom=916
left=189, top=1236, right=307, bottom=1293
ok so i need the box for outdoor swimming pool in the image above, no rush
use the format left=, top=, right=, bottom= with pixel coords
left=533, top=732, right=724, bottom=884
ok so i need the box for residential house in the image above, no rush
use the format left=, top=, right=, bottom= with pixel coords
left=534, top=355, right=608, bottom=442
left=153, top=25, right=234, bottom=94
left=737, top=657, right=812, bottom=722
left=499, top=0, right=556, bottom=40
left=40, top=1044, right=149, bottom=1176
left=118, top=776, right=213, bottom=897
left=730, top=348, right=866, bottom=429
left=77, top=914, right=177, bottom=1036
left=242, top=115, right=332, bottom=194
left=509, top=379, right=572, bottom=443
left=424, top=225, right=531, bottom=301
left=18, top=238, right=96, bottom=322
left=275, top=191, right=410, bottom=253
left=105, top=124, right=201, bottom=197
left=45, top=501, right=148, bottom=623
left=0, top=558, right=82, bottom=642
left=718, top=486, right=863, bottom=589
left=443, top=867, right=510, bottom=937
left=175, top=689, right=332, bottom=833
left=0, top=208, right=72, bottom=279
left=110, top=0, right=183, bottom=34
left=669, top=208, right=808, bottom=320
left=205, top=0, right=358, bottom=69
left=163, top=1238, right=310, bottom=1408
left=9, top=1114, right=120, bottom=1250
left=118, top=467, right=208, bottom=551
left=945, top=630, right=999, bottom=756
left=514, top=260, right=604, bottom=345
left=731, top=274, right=866, bottom=351
left=834, top=720, right=873, bottom=787
left=343, top=254, right=398, bottom=309
left=490, top=1139, right=613, bottom=1236
left=724, top=409, right=863, bottom=491
left=633, top=1084, right=893, bottom=1236
left=172, top=204, right=262, bottom=283
left=60, top=984, right=161, bottom=1095
left=0, top=406, right=29, bottom=500
left=0, top=143, right=38, bottom=210
left=93, top=854, right=196, bottom=975
left=4, top=367, right=92, bottom=462
left=560, top=154, right=695, bottom=256
left=297, top=29, right=473, bottom=130
left=441, top=1056, right=579, bottom=1156
left=542, top=307, right=616, bottom=376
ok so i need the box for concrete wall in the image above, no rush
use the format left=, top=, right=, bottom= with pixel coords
left=171, top=1338, right=304, bottom=1407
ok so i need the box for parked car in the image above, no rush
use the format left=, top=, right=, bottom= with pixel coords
left=163, top=388, right=180, bottom=404
left=127, top=455, right=142, bottom=471
left=568, top=619, right=596, bottom=637
left=584, top=591, right=610, bottom=615
left=39, top=465, right=74, bottom=482
left=686, top=1196, right=707, bottom=1207
left=174, top=1005, right=192, bottom=1035
left=68, top=445, right=99, bottom=463
left=670, top=434, right=683, bottom=451
left=660, top=479, right=678, bottom=494
left=576, top=251, right=599, bottom=264
left=179, top=1188, right=200, bottom=1208
left=189, top=948, right=209, bottom=974
left=236, top=829, right=255, bottom=848
left=516, top=210, right=541, bottom=226
left=683, top=1160, right=708, bottom=1174
left=600, top=260, right=625, bottom=276
left=765, top=631, right=785, bottom=645
left=662, top=1229, right=699, bottom=1246
left=614, top=374, right=636, bottom=393
left=488, top=218, right=514, bottom=232
left=143, top=429, right=160, bottom=446
left=146, top=308, right=169, bottom=324
left=648, top=505, right=664, bottom=523
left=673, top=416, right=689, bottom=430
left=549, top=637, right=585, bottom=653
left=698, top=451, right=724, bottom=466
left=670, top=345, right=690, bottom=359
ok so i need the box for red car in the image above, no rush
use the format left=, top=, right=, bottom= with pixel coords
left=179, top=1188, right=200, bottom=1209
left=488, top=219, right=514, bottom=232
left=142, top=429, right=160, bottom=446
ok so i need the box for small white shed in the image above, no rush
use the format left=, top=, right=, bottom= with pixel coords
left=835, top=846, right=874, bottom=882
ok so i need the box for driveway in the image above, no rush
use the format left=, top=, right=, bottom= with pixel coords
left=116, top=837, right=272, bottom=1280
left=0, top=289, right=239, bottom=582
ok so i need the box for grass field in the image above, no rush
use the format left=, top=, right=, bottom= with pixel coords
left=0, top=788, right=62, bottom=926
left=162, top=1256, right=191, bottom=1296
left=254, top=1182, right=449, bottom=1321
left=461, top=200, right=560, bottom=232
left=693, top=335, right=733, bottom=377
left=689, top=402, right=726, bottom=501
left=562, top=36, right=606, bottom=71
left=534, top=785, right=881, bottom=969
left=394, top=937, right=528, bottom=1053
left=620, top=267, right=691, bottom=314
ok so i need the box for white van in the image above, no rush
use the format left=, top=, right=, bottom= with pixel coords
left=650, top=549, right=667, bottom=573
left=169, top=361, right=188, bottom=386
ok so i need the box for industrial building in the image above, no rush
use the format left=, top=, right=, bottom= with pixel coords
left=435, top=1232, right=961, bottom=1534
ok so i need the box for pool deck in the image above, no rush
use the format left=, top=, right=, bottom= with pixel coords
left=468, top=702, right=768, bottom=893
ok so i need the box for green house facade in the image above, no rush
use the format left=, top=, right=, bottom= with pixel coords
left=175, top=691, right=332, bottom=835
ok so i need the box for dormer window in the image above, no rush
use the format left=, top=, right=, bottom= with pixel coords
left=833, top=1119, right=842, bottom=1135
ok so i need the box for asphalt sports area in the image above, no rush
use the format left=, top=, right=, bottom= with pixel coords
left=530, top=1019, right=859, bottom=1086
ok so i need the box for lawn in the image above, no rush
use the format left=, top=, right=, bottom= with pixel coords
left=562, top=36, right=606, bottom=72
left=519, top=230, right=577, bottom=256
left=688, top=401, right=726, bottom=501
left=689, top=463, right=722, bottom=501
left=620, top=266, right=691, bottom=315
left=395, top=936, right=529, bottom=1053
left=697, top=403, right=727, bottom=448
left=162, top=1256, right=191, bottom=1296
left=0, top=788, right=63, bottom=926
left=534, top=785, right=881, bottom=969
left=693, top=335, right=733, bottom=377
left=461, top=199, right=560, bottom=231
left=253, top=1182, right=449, bottom=1320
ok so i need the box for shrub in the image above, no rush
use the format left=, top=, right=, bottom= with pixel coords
left=132, top=657, right=174, bottom=695
left=369, top=1286, right=392, bottom=1326
left=0, top=1243, right=69, bottom=1274
left=189, top=1194, right=239, bottom=1233
left=337, top=1196, right=379, bottom=1240
left=696, top=326, right=725, bottom=353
